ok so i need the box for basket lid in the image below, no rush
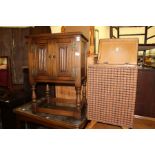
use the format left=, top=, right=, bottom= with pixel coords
left=98, top=38, right=138, bottom=65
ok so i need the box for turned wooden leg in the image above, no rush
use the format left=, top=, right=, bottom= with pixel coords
left=75, top=86, right=81, bottom=111
left=46, top=84, right=50, bottom=103
left=82, top=80, right=87, bottom=104
left=32, top=84, right=37, bottom=113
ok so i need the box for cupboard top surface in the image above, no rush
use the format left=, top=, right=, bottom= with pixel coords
left=26, top=32, right=88, bottom=42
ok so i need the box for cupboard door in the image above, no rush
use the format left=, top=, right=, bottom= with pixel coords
left=55, top=39, right=75, bottom=80
left=29, top=40, right=49, bottom=80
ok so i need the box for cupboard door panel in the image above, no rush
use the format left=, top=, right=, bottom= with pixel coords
left=29, top=40, right=49, bottom=80
left=55, top=40, right=75, bottom=80
left=37, top=45, right=48, bottom=74
left=59, top=46, right=67, bottom=72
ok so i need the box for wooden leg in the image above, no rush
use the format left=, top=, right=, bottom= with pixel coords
left=32, top=84, right=37, bottom=113
left=85, top=120, right=97, bottom=129
left=75, top=86, right=81, bottom=111
left=82, top=80, right=87, bottom=104
left=46, top=84, right=50, bottom=103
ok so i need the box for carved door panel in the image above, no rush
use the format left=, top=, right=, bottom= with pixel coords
left=55, top=39, right=75, bottom=80
left=29, top=39, right=49, bottom=80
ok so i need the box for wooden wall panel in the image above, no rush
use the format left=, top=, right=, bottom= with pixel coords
left=11, top=28, right=30, bottom=84
left=135, top=68, right=155, bottom=117
left=0, top=28, right=12, bottom=56
left=0, top=28, right=30, bottom=84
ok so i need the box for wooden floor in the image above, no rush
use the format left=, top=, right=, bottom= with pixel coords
left=88, top=116, right=155, bottom=129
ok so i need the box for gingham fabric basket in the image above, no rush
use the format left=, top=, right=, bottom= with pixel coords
left=87, top=64, right=138, bottom=128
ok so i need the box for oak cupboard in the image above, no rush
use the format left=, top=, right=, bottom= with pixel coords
left=27, top=32, right=88, bottom=119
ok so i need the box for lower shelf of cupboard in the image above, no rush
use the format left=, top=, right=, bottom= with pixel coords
left=35, top=105, right=83, bottom=119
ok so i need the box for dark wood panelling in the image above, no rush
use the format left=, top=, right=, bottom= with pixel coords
left=135, top=68, right=155, bottom=117
left=30, top=26, right=51, bottom=34
left=0, top=28, right=30, bottom=84
left=11, top=28, right=30, bottom=84
left=0, top=28, right=12, bottom=56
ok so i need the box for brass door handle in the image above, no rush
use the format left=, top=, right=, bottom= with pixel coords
left=49, top=55, right=52, bottom=59
left=49, top=55, right=55, bottom=59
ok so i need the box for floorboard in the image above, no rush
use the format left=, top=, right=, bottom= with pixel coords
left=90, top=117, right=155, bottom=129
